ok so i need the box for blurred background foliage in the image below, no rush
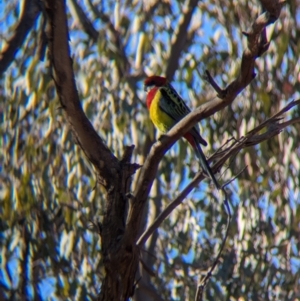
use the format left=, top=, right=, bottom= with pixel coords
left=0, top=0, right=300, bottom=300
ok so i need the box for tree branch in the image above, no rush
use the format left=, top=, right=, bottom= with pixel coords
left=195, top=193, right=231, bottom=301
left=44, top=0, right=119, bottom=188
left=260, top=0, right=286, bottom=18
left=69, top=0, right=99, bottom=41
left=0, top=0, right=41, bottom=75
left=44, top=1, right=140, bottom=300
left=136, top=99, right=299, bottom=300
left=137, top=99, right=300, bottom=248
left=86, top=0, right=129, bottom=78
left=206, top=1, right=285, bottom=101
left=126, top=2, right=286, bottom=249
left=165, top=0, right=199, bottom=79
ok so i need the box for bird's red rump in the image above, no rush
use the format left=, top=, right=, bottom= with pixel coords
left=183, top=132, right=197, bottom=149
left=144, top=76, right=167, bottom=87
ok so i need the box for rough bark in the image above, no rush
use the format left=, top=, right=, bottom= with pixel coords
left=44, top=1, right=140, bottom=300
left=43, top=0, right=289, bottom=300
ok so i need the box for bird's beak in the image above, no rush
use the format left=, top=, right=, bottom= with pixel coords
left=144, top=85, right=148, bottom=92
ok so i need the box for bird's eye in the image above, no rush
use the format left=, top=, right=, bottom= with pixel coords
left=144, top=83, right=153, bottom=92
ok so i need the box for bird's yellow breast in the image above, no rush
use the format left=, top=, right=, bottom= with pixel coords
left=149, top=89, right=175, bottom=133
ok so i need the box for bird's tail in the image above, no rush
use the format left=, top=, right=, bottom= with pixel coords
left=194, top=142, right=220, bottom=190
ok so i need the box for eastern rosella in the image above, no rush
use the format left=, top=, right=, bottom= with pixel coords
left=144, top=75, right=220, bottom=189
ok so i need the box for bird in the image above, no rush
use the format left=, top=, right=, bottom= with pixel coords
left=144, top=75, right=220, bottom=189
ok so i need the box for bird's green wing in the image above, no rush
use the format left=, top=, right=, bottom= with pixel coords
left=159, top=84, right=191, bottom=121
left=159, top=84, right=207, bottom=146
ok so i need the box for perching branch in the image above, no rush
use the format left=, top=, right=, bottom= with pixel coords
left=136, top=99, right=300, bottom=301
left=137, top=99, right=300, bottom=248
left=125, top=1, right=285, bottom=248
left=42, top=1, right=292, bottom=300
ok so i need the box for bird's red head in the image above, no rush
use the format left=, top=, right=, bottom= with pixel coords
left=144, top=76, right=168, bottom=109
left=144, top=76, right=168, bottom=92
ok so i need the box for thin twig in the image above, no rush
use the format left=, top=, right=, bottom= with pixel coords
left=195, top=188, right=231, bottom=301
left=137, top=99, right=300, bottom=248
left=204, top=70, right=226, bottom=98
left=224, top=166, right=248, bottom=188
left=127, top=1, right=286, bottom=246
left=137, top=171, right=206, bottom=247
left=247, top=99, right=300, bottom=135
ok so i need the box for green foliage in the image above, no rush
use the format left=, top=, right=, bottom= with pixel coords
left=0, top=0, right=299, bottom=300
